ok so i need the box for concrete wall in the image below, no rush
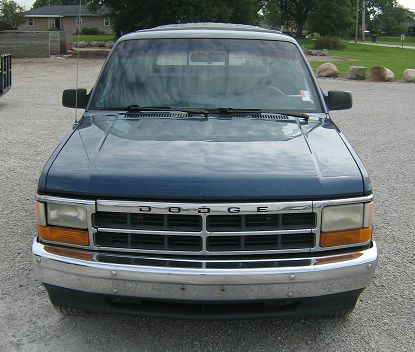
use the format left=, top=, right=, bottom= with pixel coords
left=49, top=31, right=67, bottom=55
left=66, top=32, right=73, bottom=51
left=0, top=31, right=69, bottom=58
left=19, top=16, right=113, bottom=34
left=0, top=31, right=50, bottom=58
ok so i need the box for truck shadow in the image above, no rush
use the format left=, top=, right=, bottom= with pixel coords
left=50, top=311, right=352, bottom=351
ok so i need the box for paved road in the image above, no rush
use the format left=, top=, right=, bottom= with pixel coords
left=349, top=41, right=415, bottom=49
left=0, top=59, right=414, bottom=352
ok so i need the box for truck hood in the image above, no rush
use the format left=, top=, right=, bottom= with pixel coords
left=40, top=114, right=367, bottom=200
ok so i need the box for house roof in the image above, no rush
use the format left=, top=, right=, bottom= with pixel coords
left=24, top=5, right=108, bottom=18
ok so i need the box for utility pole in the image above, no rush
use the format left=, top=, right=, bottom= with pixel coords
left=355, top=0, right=359, bottom=44
left=362, top=0, right=366, bottom=42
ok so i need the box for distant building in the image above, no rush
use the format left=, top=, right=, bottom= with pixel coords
left=402, top=21, right=415, bottom=35
left=18, top=5, right=113, bottom=35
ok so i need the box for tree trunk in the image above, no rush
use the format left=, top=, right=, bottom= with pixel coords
left=296, top=21, right=304, bottom=37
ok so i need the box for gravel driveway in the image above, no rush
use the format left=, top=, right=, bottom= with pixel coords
left=0, top=58, right=414, bottom=352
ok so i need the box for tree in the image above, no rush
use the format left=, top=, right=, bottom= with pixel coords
left=275, top=0, right=313, bottom=36
left=308, top=0, right=353, bottom=36
left=87, top=0, right=262, bottom=36
left=63, top=0, right=85, bottom=4
left=366, top=0, right=415, bottom=35
left=0, top=0, right=25, bottom=30
left=33, top=0, right=86, bottom=8
left=378, top=4, right=415, bottom=35
left=33, top=0, right=62, bottom=7
left=261, top=0, right=285, bottom=29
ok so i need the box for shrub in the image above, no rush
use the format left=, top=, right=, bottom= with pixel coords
left=314, top=36, right=346, bottom=50
left=0, top=21, right=14, bottom=31
left=80, top=27, right=104, bottom=35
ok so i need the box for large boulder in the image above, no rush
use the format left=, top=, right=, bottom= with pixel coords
left=403, top=69, right=415, bottom=82
left=371, top=66, right=394, bottom=82
left=347, top=66, right=367, bottom=80
left=316, top=62, right=339, bottom=78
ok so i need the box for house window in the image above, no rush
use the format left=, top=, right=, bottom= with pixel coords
left=27, top=17, right=34, bottom=26
left=76, top=17, right=82, bottom=27
left=104, top=17, right=111, bottom=27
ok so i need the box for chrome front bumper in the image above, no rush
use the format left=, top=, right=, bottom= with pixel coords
left=32, top=238, right=378, bottom=301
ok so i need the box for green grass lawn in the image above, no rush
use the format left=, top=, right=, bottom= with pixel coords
left=299, top=39, right=415, bottom=80
left=72, top=34, right=116, bottom=42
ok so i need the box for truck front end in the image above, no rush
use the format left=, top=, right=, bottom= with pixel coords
left=33, top=195, right=377, bottom=318
left=32, top=24, right=378, bottom=318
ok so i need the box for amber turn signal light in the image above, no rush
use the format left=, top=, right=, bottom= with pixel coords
left=44, top=245, right=93, bottom=261
left=320, top=227, right=372, bottom=248
left=38, top=225, right=90, bottom=246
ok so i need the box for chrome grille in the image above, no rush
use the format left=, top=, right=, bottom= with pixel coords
left=95, top=232, right=202, bottom=251
left=206, top=213, right=315, bottom=231
left=94, top=212, right=202, bottom=231
left=93, top=201, right=317, bottom=256
left=207, top=233, right=314, bottom=251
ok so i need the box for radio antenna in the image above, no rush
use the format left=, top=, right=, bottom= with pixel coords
left=74, top=0, right=82, bottom=124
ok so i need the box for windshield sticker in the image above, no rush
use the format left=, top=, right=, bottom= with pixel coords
left=301, top=90, right=312, bottom=102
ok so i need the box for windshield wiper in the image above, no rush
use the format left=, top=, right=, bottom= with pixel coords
left=274, top=112, right=311, bottom=121
left=209, top=108, right=311, bottom=121
left=97, top=105, right=209, bottom=116
left=124, top=105, right=209, bottom=116
left=209, top=107, right=262, bottom=114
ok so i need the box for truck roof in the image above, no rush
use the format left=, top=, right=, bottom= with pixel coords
left=120, top=23, right=296, bottom=43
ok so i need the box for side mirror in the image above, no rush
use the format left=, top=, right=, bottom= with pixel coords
left=62, top=89, right=89, bottom=109
left=325, top=91, right=353, bottom=111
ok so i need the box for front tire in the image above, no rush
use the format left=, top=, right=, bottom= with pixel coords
left=324, top=307, right=355, bottom=318
left=53, top=305, right=86, bottom=316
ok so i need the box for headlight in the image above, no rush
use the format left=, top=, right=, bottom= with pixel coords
left=320, top=202, right=373, bottom=248
left=36, top=201, right=90, bottom=247
left=322, top=203, right=364, bottom=232
left=46, top=203, right=88, bottom=229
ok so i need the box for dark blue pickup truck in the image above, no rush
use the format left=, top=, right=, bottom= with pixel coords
left=32, top=23, right=377, bottom=319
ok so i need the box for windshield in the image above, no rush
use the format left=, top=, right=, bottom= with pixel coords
left=90, top=38, right=322, bottom=112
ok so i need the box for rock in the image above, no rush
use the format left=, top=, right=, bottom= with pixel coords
left=347, top=66, right=367, bottom=80
left=320, top=49, right=328, bottom=56
left=371, top=66, right=394, bottom=82
left=89, top=41, right=98, bottom=47
left=384, top=68, right=394, bottom=81
left=403, top=69, right=415, bottom=82
left=97, top=41, right=106, bottom=48
left=104, top=41, right=115, bottom=49
left=74, top=41, right=86, bottom=48
left=311, top=50, right=322, bottom=56
left=316, top=62, right=339, bottom=78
